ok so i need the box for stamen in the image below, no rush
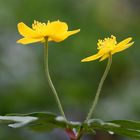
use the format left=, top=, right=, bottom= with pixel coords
left=97, top=35, right=117, bottom=50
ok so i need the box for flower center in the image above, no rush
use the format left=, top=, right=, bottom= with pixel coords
left=32, top=20, right=48, bottom=36
left=97, top=35, right=117, bottom=51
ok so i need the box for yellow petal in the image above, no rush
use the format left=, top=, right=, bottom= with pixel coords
left=48, top=37, right=53, bottom=41
left=81, top=53, right=102, bottom=62
left=17, top=22, right=42, bottom=38
left=46, top=21, right=68, bottom=35
left=67, top=29, right=80, bottom=37
left=48, top=34, right=66, bottom=42
left=48, top=29, right=80, bottom=42
left=17, top=37, right=43, bottom=44
left=113, top=37, right=133, bottom=53
left=99, top=54, right=109, bottom=61
left=114, top=42, right=134, bottom=53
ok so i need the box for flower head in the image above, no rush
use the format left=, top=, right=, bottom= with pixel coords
left=17, top=20, right=80, bottom=44
left=81, top=35, right=134, bottom=62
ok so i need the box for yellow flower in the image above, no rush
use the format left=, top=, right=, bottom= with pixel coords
left=81, top=35, right=134, bottom=62
left=17, top=20, right=80, bottom=44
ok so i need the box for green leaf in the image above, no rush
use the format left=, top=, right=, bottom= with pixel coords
left=0, top=112, right=81, bottom=132
left=1, top=113, right=140, bottom=139
left=110, top=120, right=140, bottom=130
left=84, top=119, right=140, bottom=139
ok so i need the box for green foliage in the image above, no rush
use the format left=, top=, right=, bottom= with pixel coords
left=0, top=112, right=140, bottom=139
left=84, top=119, right=140, bottom=139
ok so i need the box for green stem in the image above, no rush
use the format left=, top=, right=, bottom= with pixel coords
left=44, top=39, right=67, bottom=121
left=85, top=54, right=112, bottom=122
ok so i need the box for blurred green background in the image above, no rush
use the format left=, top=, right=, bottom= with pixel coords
left=0, top=0, right=140, bottom=140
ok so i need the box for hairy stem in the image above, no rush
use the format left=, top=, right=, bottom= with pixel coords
left=44, top=39, right=67, bottom=121
left=85, top=54, right=112, bottom=122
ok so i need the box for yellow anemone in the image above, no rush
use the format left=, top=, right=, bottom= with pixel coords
left=17, top=20, right=80, bottom=44
left=81, top=35, right=134, bottom=62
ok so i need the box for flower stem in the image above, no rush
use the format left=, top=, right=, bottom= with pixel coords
left=44, top=39, right=67, bottom=121
left=85, top=54, right=112, bottom=122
